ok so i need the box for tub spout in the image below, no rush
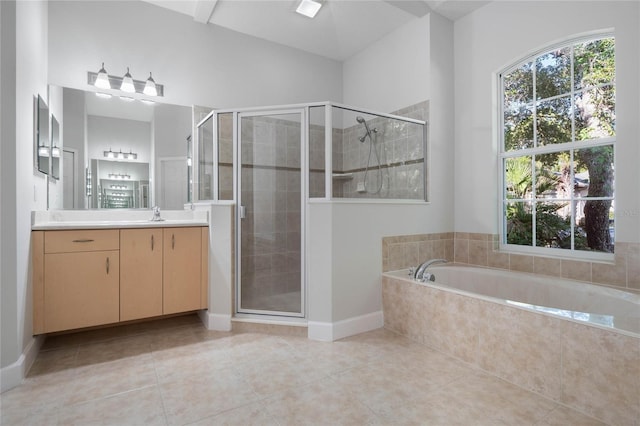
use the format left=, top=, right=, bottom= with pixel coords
left=414, top=258, right=447, bottom=282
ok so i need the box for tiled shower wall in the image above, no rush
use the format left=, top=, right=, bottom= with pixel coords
left=336, top=101, right=428, bottom=199
left=382, top=233, right=640, bottom=293
left=239, top=116, right=302, bottom=311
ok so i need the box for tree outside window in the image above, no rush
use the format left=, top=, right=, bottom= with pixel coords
left=501, top=36, right=615, bottom=253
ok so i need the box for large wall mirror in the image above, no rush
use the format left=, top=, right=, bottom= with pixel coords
left=48, top=86, right=193, bottom=209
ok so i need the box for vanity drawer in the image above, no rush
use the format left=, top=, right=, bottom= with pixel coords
left=44, top=229, right=120, bottom=253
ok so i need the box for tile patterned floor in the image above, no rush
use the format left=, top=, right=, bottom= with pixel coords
left=0, top=314, right=606, bottom=426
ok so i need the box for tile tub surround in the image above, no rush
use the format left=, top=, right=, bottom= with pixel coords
left=382, top=273, right=640, bottom=426
left=1, top=314, right=607, bottom=425
left=382, top=232, right=640, bottom=293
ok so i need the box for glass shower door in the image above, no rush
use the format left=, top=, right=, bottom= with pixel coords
left=237, top=110, right=304, bottom=317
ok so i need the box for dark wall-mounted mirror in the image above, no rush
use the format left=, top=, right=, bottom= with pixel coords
left=51, top=115, right=60, bottom=180
left=35, top=95, right=50, bottom=175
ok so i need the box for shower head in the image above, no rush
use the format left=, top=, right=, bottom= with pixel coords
left=356, top=116, right=366, bottom=124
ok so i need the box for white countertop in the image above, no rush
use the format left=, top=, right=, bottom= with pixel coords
left=32, top=209, right=209, bottom=230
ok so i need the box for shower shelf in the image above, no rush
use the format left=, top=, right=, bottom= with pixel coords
left=332, top=173, right=354, bottom=180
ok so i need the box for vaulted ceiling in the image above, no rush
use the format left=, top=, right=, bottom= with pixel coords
left=142, top=0, right=489, bottom=61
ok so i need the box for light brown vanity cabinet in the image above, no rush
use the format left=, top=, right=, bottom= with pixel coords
left=120, top=228, right=163, bottom=321
left=32, top=226, right=209, bottom=335
left=163, top=227, right=203, bottom=314
left=33, top=229, right=120, bottom=334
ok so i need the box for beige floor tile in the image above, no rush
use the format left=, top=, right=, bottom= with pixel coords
left=189, top=401, right=279, bottom=426
left=331, top=360, right=440, bottom=416
left=63, top=353, right=158, bottom=406
left=159, top=368, right=260, bottom=426
left=75, top=333, right=153, bottom=366
left=57, top=385, right=167, bottom=425
left=262, top=377, right=381, bottom=425
left=12, top=314, right=611, bottom=426
left=26, top=345, right=78, bottom=378
left=536, top=405, right=607, bottom=426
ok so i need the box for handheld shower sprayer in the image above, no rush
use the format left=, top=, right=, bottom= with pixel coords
left=356, top=116, right=377, bottom=142
left=355, top=115, right=384, bottom=194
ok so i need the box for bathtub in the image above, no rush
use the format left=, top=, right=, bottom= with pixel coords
left=385, top=265, right=640, bottom=336
left=382, top=265, right=640, bottom=426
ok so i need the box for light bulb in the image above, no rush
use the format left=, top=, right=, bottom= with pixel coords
left=120, top=67, right=135, bottom=93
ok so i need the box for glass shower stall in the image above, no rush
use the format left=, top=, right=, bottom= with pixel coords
left=196, top=102, right=426, bottom=318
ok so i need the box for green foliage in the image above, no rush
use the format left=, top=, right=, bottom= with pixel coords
left=502, top=37, right=615, bottom=252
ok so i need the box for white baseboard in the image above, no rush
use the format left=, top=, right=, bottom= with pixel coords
left=308, top=310, right=384, bottom=342
left=198, top=311, right=232, bottom=331
left=1, top=335, right=44, bottom=393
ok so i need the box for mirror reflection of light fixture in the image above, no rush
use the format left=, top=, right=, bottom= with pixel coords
left=296, top=0, right=322, bottom=18
left=143, top=73, right=157, bottom=96
left=108, top=173, right=131, bottom=180
left=38, top=146, right=50, bottom=157
left=95, top=63, right=111, bottom=89
left=120, top=67, right=135, bottom=93
left=51, top=146, right=61, bottom=158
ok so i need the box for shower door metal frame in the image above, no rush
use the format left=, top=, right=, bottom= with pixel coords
left=235, top=107, right=307, bottom=318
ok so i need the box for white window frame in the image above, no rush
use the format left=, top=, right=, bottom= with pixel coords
left=498, top=33, right=616, bottom=261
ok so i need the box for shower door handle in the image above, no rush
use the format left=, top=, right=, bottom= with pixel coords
left=239, top=205, right=246, bottom=219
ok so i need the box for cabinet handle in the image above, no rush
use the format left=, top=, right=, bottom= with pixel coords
left=72, top=239, right=94, bottom=243
left=106, top=257, right=110, bottom=274
left=172, top=234, right=175, bottom=250
left=151, top=235, right=154, bottom=251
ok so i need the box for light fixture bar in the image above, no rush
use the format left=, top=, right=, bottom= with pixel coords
left=88, top=72, right=164, bottom=97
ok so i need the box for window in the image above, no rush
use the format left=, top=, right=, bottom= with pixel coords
left=500, top=35, right=615, bottom=255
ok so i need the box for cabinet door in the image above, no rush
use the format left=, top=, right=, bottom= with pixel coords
left=163, top=227, right=201, bottom=314
left=44, top=250, right=119, bottom=333
left=120, top=228, right=163, bottom=321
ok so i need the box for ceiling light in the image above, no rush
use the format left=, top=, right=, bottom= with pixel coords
left=296, top=0, right=322, bottom=18
left=143, top=72, right=157, bottom=96
left=95, top=63, right=111, bottom=89
left=120, top=67, right=135, bottom=93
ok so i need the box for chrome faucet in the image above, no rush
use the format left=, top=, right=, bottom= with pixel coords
left=414, top=258, right=447, bottom=282
left=151, top=206, right=164, bottom=221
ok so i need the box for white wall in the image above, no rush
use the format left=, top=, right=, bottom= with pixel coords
left=47, top=0, right=343, bottom=110
left=454, top=1, right=640, bottom=243
left=1, top=0, right=48, bottom=389
left=343, top=13, right=430, bottom=113
left=307, top=13, right=455, bottom=330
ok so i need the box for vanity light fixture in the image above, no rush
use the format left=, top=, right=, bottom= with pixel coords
left=95, top=92, right=112, bottom=99
left=120, top=67, right=135, bottom=93
left=88, top=65, right=164, bottom=97
left=143, top=72, right=157, bottom=96
left=51, top=146, right=61, bottom=158
left=110, top=184, right=128, bottom=190
left=295, top=0, right=322, bottom=18
left=95, top=63, right=111, bottom=89
left=38, top=146, right=50, bottom=157
left=104, top=148, right=137, bottom=160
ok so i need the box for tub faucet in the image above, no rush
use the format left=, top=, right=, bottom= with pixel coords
left=151, top=206, right=164, bottom=221
left=414, top=258, right=447, bottom=282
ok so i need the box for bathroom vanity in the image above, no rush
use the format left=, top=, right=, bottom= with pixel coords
left=31, top=211, right=209, bottom=334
